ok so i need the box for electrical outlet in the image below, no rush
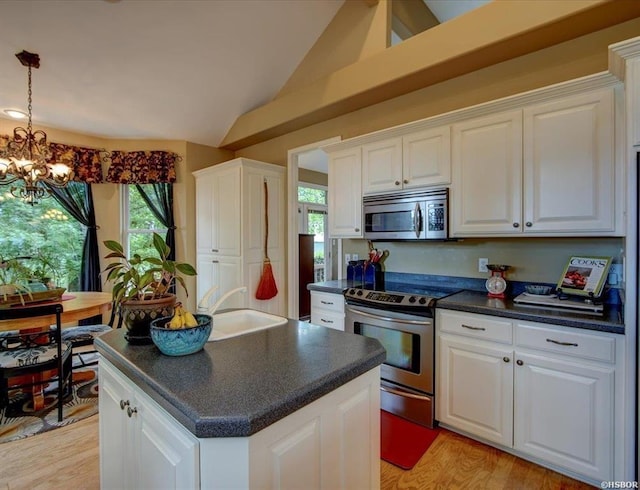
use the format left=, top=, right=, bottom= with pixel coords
left=478, top=258, right=489, bottom=273
left=352, top=254, right=359, bottom=261
left=345, top=254, right=351, bottom=263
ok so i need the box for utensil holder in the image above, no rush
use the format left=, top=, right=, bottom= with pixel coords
left=364, top=262, right=384, bottom=291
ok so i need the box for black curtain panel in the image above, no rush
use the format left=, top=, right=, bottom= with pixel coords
left=47, top=181, right=102, bottom=292
left=134, top=183, right=176, bottom=261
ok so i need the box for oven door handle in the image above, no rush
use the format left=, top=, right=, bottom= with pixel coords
left=346, top=306, right=431, bottom=326
left=381, top=384, right=431, bottom=401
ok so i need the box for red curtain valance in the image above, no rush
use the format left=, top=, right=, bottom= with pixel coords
left=48, top=142, right=105, bottom=183
left=106, top=150, right=178, bottom=184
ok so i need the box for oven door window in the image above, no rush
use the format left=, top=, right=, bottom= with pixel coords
left=354, top=322, right=420, bottom=373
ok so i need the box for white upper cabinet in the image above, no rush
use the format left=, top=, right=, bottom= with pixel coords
left=195, top=165, right=241, bottom=256
left=362, top=137, right=403, bottom=194
left=522, top=89, right=615, bottom=233
left=362, top=127, right=451, bottom=195
left=452, top=88, right=617, bottom=237
left=451, top=110, right=523, bottom=235
left=328, top=147, right=363, bottom=238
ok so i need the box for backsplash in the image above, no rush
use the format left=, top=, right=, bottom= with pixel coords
left=343, top=237, right=624, bottom=285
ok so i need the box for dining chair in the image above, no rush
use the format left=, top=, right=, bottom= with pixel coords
left=57, top=301, right=122, bottom=369
left=0, top=303, right=72, bottom=422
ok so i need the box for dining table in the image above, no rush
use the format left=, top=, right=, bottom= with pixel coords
left=0, top=291, right=113, bottom=331
left=0, top=291, right=113, bottom=410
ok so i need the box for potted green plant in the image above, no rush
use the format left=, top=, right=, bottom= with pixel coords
left=103, top=233, right=197, bottom=344
left=0, top=257, right=34, bottom=305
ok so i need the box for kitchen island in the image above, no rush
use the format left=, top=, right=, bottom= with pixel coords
left=95, top=318, right=385, bottom=489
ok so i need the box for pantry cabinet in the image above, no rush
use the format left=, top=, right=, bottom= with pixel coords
left=451, top=89, right=616, bottom=237
left=362, top=127, right=450, bottom=195
left=310, top=290, right=345, bottom=331
left=194, top=158, right=285, bottom=315
left=436, top=309, right=621, bottom=484
left=100, top=359, right=200, bottom=490
left=328, top=147, right=362, bottom=238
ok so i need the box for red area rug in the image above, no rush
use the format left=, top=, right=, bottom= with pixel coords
left=380, top=410, right=440, bottom=470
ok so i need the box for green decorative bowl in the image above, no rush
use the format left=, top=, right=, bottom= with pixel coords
left=150, top=314, right=212, bottom=356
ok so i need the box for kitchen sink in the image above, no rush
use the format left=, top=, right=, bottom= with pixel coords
left=208, top=309, right=288, bottom=341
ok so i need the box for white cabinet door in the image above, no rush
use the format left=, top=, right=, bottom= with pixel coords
left=196, top=254, right=243, bottom=310
left=99, top=360, right=136, bottom=490
left=438, top=335, right=513, bottom=446
left=523, top=89, right=615, bottom=233
left=403, top=126, right=451, bottom=188
left=211, top=165, right=242, bottom=256
left=137, top=392, right=200, bottom=490
left=328, top=148, right=363, bottom=238
left=100, top=360, right=200, bottom=490
left=514, top=352, right=614, bottom=481
left=451, top=110, right=523, bottom=235
left=362, top=137, right=403, bottom=194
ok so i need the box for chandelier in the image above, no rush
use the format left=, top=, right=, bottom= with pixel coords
left=0, top=51, right=73, bottom=205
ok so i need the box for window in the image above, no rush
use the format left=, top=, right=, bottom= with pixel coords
left=123, top=184, right=167, bottom=259
left=298, top=185, right=329, bottom=282
left=0, top=191, right=85, bottom=290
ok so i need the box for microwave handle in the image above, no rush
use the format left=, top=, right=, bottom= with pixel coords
left=414, top=202, right=422, bottom=238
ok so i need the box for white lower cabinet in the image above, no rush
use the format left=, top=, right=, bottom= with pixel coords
left=310, top=291, right=345, bottom=331
left=99, top=358, right=380, bottom=489
left=99, top=359, right=199, bottom=490
left=436, top=309, right=622, bottom=484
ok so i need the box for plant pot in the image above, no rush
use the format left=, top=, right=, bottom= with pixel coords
left=120, top=294, right=176, bottom=345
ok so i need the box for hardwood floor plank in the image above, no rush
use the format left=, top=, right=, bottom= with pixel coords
left=0, top=416, right=595, bottom=489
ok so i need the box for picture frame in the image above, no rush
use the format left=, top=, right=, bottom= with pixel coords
left=556, top=256, right=612, bottom=298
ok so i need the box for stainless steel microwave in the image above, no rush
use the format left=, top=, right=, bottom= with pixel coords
left=363, top=188, right=448, bottom=240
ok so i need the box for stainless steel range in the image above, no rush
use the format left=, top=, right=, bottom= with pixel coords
left=344, top=283, right=459, bottom=429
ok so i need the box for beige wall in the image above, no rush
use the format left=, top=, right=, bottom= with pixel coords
left=298, top=168, right=328, bottom=187
left=343, top=237, right=624, bottom=285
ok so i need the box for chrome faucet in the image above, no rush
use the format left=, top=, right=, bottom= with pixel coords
left=197, top=286, right=248, bottom=315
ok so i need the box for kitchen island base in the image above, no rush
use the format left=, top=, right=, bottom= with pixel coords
left=99, top=358, right=381, bottom=489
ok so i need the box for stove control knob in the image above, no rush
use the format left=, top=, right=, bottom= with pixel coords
left=419, top=298, right=427, bottom=305
left=408, top=296, right=416, bottom=303
left=348, top=289, right=355, bottom=295
left=356, top=290, right=363, bottom=296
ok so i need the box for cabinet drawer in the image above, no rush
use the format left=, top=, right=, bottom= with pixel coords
left=515, top=322, right=615, bottom=363
left=310, top=291, right=345, bottom=314
left=310, top=309, right=345, bottom=331
left=437, top=310, right=512, bottom=344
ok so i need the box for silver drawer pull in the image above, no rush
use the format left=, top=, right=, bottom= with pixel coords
left=546, top=338, right=578, bottom=347
left=119, top=399, right=130, bottom=410
left=127, top=406, right=138, bottom=418
left=320, top=300, right=334, bottom=305
left=462, top=324, right=486, bottom=331
left=321, top=318, right=334, bottom=324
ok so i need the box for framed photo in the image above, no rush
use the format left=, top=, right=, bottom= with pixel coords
left=557, top=256, right=612, bottom=298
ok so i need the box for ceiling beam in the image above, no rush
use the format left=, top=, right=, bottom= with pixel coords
left=220, top=0, right=640, bottom=151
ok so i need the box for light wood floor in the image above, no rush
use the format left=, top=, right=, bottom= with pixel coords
left=0, top=414, right=594, bottom=489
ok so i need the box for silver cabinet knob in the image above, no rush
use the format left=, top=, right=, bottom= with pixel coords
left=119, top=399, right=130, bottom=410
left=516, top=360, right=523, bottom=366
left=395, top=181, right=401, bottom=186
left=354, top=228, right=360, bottom=232
left=503, top=357, right=510, bottom=363
left=513, top=222, right=520, bottom=228
left=525, top=222, right=532, bottom=227
left=403, top=179, right=409, bottom=184
left=127, top=406, right=138, bottom=418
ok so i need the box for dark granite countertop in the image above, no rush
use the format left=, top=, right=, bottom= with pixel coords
left=95, top=319, right=385, bottom=438
left=307, top=279, right=352, bottom=295
left=437, top=290, right=624, bottom=335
